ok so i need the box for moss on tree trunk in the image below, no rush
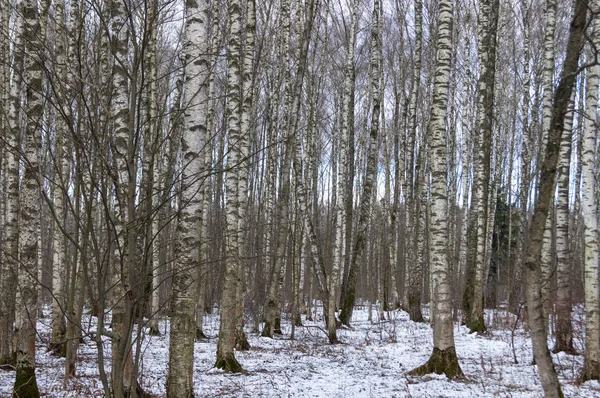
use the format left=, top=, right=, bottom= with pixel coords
left=408, top=347, right=464, bottom=379
left=235, top=330, right=251, bottom=351
left=214, top=352, right=243, bottom=373
left=579, top=359, right=600, bottom=383
left=13, top=366, right=40, bottom=398
left=468, top=314, right=486, bottom=334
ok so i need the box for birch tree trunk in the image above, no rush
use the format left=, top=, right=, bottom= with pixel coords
left=405, top=0, right=424, bottom=322
left=466, top=0, right=499, bottom=334
left=13, top=0, right=43, bottom=394
left=167, top=0, right=210, bottom=393
left=262, top=0, right=293, bottom=338
left=329, top=0, right=357, bottom=342
left=49, top=0, right=69, bottom=356
left=215, top=0, right=244, bottom=372
left=0, top=2, right=23, bottom=367
left=540, top=0, right=557, bottom=328
left=339, top=0, right=381, bottom=327
left=553, top=90, right=576, bottom=354
left=524, top=1, right=586, bottom=395
left=409, top=0, right=463, bottom=378
left=580, top=15, right=600, bottom=381
left=234, top=0, right=255, bottom=352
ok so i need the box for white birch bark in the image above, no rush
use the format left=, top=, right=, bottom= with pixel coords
left=216, top=0, right=244, bottom=372
left=469, top=0, right=499, bottom=333
left=553, top=90, right=576, bottom=354
left=339, top=0, right=381, bottom=327
left=167, top=0, right=210, bottom=393
left=580, top=16, right=600, bottom=380
left=50, top=0, right=69, bottom=355
left=330, top=0, right=357, bottom=342
left=13, top=0, right=43, bottom=394
left=540, top=0, right=557, bottom=327
left=409, top=0, right=463, bottom=378
left=0, top=3, right=23, bottom=366
left=524, top=1, right=586, bottom=395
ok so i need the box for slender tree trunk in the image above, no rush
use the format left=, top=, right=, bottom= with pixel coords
left=580, top=15, right=600, bottom=381
left=466, top=0, right=499, bottom=334
left=49, top=0, right=69, bottom=356
left=540, top=0, right=557, bottom=329
left=553, top=91, right=576, bottom=354
left=339, top=0, right=381, bottom=327
left=215, top=0, right=245, bottom=372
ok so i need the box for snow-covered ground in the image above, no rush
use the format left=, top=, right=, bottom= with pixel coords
left=1, top=305, right=599, bottom=397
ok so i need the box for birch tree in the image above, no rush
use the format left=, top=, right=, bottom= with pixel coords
left=0, top=1, right=23, bottom=368
left=553, top=89, right=576, bottom=354
left=409, top=0, right=463, bottom=378
left=464, top=0, right=499, bottom=333
left=524, top=0, right=587, bottom=395
left=215, top=0, right=245, bottom=372
left=339, top=0, right=382, bottom=327
left=580, top=13, right=600, bottom=381
left=13, top=0, right=43, bottom=394
left=167, top=0, right=211, bottom=393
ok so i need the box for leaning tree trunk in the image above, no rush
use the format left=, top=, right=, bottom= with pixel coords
left=409, top=0, right=463, bottom=379
left=580, top=14, right=600, bottom=381
left=13, top=0, right=43, bottom=395
left=339, top=0, right=381, bottom=327
left=524, top=0, right=586, bottom=396
left=167, top=0, right=210, bottom=394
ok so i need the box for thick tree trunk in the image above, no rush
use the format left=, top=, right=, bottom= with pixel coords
left=167, top=0, right=210, bottom=393
left=409, top=0, right=463, bottom=379
left=0, top=3, right=23, bottom=368
left=13, top=0, right=43, bottom=395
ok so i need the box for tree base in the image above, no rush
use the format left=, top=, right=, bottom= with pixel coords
left=579, top=359, right=600, bottom=383
left=468, top=315, right=486, bottom=334
left=48, top=342, right=66, bottom=357
left=148, top=325, right=161, bottom=336
left=0, top=352, right=16, bottom=369
left=214, top=353, right=243, bottom=373
left=235, top=331, right=251, bottom=351
left=408, top=347, right=464, bottom=379
left=552, top=338, right=577, bottom=355
left=261, top=321, right=274, bottom=338
left=13, top=366, right=40, bottom=398
left=195, top=327, right=207, bottom=340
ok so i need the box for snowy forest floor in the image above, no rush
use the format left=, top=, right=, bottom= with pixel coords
left=1, top=305, right=599, bottom=397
